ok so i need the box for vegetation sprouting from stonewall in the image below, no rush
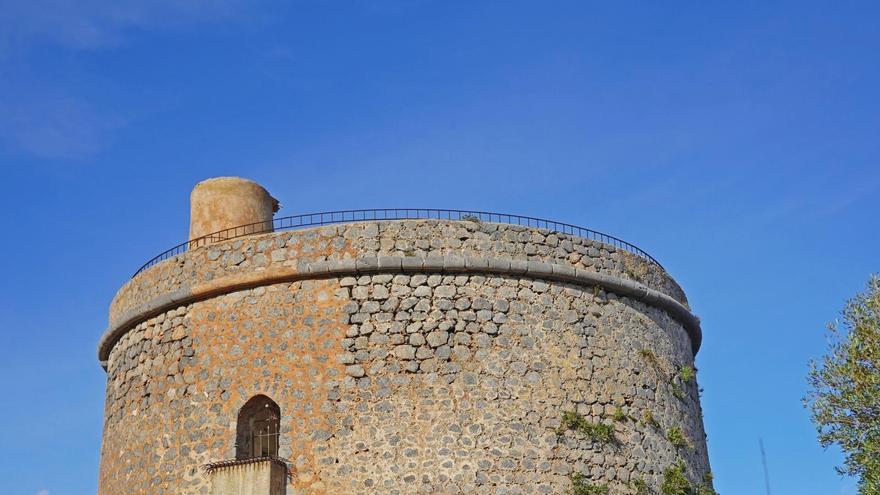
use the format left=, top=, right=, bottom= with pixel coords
left=556, top=411, right=616, bottom=444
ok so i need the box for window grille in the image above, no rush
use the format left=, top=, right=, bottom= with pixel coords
left=236, top=395, right=281, bottom=459
left=253, top=417, right=279, bottom=458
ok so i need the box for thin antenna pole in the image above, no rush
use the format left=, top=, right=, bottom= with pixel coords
left=759, top=438, right=771, bottom=495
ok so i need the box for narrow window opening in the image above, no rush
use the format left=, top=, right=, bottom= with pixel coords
left=236, top=395, right=281, bottom=459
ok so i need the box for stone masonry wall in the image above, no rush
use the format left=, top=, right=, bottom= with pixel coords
left=108, top=221, right=687, bottom=331
left=101, top=279, right=349, bottom=494
left=99, top=225, right=711, bottom=495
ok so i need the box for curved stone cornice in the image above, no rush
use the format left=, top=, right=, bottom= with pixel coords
left=97, top=255, right=701, bottom=369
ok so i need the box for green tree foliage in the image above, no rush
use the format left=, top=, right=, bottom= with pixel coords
left=805, top=275, right=880, bottom=494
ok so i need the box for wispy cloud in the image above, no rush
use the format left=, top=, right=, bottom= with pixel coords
left=0, top=0, right=257, bottom=159
left=0, top=0, right=250, bottom=54
left=36, top=490, right=49, bottom=495
left=0, top=94, right=124, bottom=159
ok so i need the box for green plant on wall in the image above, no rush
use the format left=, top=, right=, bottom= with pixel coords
left=697, top=473, right=717, bottom=495
left=460, top=213, right=481, bottom=223
left=661, top=461, right=717, bottom=495
left=666, top=426, right=690, bottom=449
left=631, top=477, right=649, bottom=494
left=557, top=411, right=616, bottom=444
left=671, top=382, right=686, bottom=400
left=679, top=365, right=695, bottom=383
left=661, top=462, right=690, bottom=495
left=642, top=409, right=660, bottom=428
left=569, top=473, right=609, bottom=495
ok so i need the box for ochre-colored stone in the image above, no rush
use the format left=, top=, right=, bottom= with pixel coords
left=189, top=176, right=279, bottom=243
left=97, top=179, right=713, bottom=495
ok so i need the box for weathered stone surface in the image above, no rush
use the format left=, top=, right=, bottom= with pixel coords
left=210, top=460, right=286, bottom=495
left=109, top=220, right=688, bottom=332
left=99, top=219, right=710, bottom=495
left=188, top=177, right=278, bottom=242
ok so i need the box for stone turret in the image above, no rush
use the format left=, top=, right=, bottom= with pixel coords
left=97, top=178, right=713, bottom=495
left=189, top=177, right=279, bottom=243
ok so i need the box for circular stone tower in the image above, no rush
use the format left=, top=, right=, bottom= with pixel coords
left=97, top=178, right=713, bottom=495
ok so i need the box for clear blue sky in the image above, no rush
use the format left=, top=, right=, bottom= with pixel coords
left=0, top=1, right=877, bottom=494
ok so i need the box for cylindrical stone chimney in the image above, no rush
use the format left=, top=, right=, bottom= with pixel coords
left=189, top=177, right=279, bottom=244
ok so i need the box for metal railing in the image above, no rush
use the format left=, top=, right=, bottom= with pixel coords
left=202, top=456, right=292, bottom=482
left=132, top=208, right=663, bottom=277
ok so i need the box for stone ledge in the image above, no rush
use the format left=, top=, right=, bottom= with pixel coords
left=204, top=457, right=287, bottom=495
left=111, top=219, right=691, bottom=332
left=97, top=255, right=702, bottom=369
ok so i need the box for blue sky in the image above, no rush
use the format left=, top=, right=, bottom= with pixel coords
left=0, top=1, right=877, bottom=494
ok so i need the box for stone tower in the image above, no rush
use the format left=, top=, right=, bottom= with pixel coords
left=97, top=177, right=713, bottom=495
